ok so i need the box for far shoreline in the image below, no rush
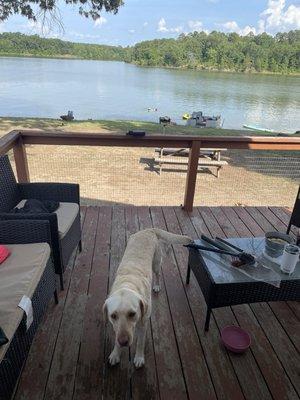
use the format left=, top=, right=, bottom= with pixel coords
left=0, top=54, right=299, bottom=77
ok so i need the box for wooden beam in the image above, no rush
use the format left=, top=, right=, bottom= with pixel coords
left=21, top=131, right=193, bottom=149
left=183, top=141, right=201, bottom=212
left=13, top=137, right=30, bottom=183
left=18, top=130, right=300, bottom=151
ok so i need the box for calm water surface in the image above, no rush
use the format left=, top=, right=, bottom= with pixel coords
left=0, top=57, right=299, bottom=131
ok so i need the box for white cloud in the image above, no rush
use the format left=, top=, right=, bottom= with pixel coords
left=260, top=0, right=300, bottom=32
left=129, top=29, right=135, bottom=33
left=68, top=31, right=105, bottom=41
left=158, top=18, right=168, bottom=32
left=157, top=18, right=183, bottom=33
left=94, top=16, right=107, bottom=27
left=143, top=22, right=148, bottom=27
left=221, top=20, right=256, bottom=35
left=240, top=26, right=257, bottom=36
left=188, top=20, right=203, bottom=31
left=207, top=0, right=219, bottom=3
left=220, top=0, right=300, bottom=36
left=257, top=19, right=266, bottom=34
left=222, top=21, right=239, bottom=32
left=171, top=25, right=183, bottom=33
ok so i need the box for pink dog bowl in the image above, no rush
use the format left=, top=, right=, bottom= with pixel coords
left=221, top=326, right=251, bottom=353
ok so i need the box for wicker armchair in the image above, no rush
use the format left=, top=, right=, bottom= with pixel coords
left=0, top=220, right=57, bottom=400
left=0, top=155, right=82, bottom=290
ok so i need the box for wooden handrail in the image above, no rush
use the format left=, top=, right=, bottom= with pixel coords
left=19, top=130, right=300, bottom=150
left=0, top=130, right=20, bottom=155
left=0, top=129, right=299, bottom=211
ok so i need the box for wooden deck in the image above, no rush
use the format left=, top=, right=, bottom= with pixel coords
left=14, top=206, right=300, bottom=400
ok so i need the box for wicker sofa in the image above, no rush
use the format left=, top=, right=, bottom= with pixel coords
left=0, top=220, right=57, bottom=400
left=0, top=155, right=82, bottom=290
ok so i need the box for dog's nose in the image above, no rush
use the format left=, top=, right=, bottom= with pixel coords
left=118, top=337, right=129, bottom=347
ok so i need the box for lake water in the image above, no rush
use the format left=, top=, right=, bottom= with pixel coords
left=0, top=57, right=299, bottom=132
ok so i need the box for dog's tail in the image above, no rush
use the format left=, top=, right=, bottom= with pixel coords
left=151, top=228, right=192, bottom=245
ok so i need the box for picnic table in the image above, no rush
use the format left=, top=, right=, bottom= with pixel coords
left=154, top=147, right=228, bottom=177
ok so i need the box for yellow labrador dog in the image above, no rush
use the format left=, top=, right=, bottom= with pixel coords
left=103, top=228, right=192, bottom=368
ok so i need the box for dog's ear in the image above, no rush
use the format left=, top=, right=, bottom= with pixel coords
left=102, top=301, right=108, bottom=323
left=139, top=298, right=148, bottom=321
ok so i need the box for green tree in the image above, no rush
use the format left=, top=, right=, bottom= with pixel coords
left=0, top=0, right=124, bottom=22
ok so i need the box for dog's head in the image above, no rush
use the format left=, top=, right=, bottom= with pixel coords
left=103, top=289, right=147, bottom=347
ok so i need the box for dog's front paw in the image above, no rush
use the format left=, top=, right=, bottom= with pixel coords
left=153, top=284, right=160, bottom=293
left=109, top=350, right=120, bottom=366
left=134, top=355, right=145, bottom=369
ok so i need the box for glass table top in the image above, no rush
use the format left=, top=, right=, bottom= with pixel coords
left=194, top=237, right=300, bottom=285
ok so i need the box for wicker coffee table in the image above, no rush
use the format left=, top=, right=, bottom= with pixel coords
left=186, top=237, right=300, bottom=331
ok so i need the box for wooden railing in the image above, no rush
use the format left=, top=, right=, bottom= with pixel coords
left=1, top=129, right=300, bottom=211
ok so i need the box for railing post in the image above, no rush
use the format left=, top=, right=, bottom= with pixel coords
left=13, top=136, right=30, bottom=183
left=183, top=140, right=201, bottom=212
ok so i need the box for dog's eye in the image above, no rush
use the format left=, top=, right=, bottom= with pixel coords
left=111, top=313, right=117, bottom=320
left=128, top=311, right=136, bottom=318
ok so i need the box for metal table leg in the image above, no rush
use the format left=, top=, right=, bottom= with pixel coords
left=204, top=308, right=211, bottom=331
left=186, top=263, right=191, bottom=284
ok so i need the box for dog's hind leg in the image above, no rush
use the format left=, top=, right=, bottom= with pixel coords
left=152, top=244, right=162, bottom=293
left=134, top=320, right=148, bottom=368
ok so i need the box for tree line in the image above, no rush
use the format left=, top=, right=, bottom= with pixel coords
left=0, top=31, right=299, bottom=74
left=0, top=32, right=125, bottom=61
left=129, top=30, right=300, bottom=74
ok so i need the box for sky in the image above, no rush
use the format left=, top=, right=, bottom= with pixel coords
left=0, top=0, right=300, bottom=46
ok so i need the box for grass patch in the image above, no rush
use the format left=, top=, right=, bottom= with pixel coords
left=2, top=116, right=297, bottom=138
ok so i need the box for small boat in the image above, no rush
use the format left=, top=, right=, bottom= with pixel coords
left=60, top=111, right=74, bottom=121
left=159, top=116, right=171, bottom=124
left=243, top=124, right=274, bottom=133
left=186, top=111, right=221, bottom=128
left=182, top=113, right=191, bottom=120
left=147, top=107, right=158, bottom=112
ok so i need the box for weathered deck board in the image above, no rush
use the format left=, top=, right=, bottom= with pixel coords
left=139, top=206, right=188, bottom=400
left=269, top=207, right=298, bottom=237
left=44, top=206, right=99, bottom=400
left=12, top=206, right=300, bottom=400
left=73, top=206, right=112, bottom=400
left=157, top=206, right=216, bottom=400
left=169, top=207, right=245, bottom=400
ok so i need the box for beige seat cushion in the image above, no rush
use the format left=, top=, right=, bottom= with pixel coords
left=16, top=200, right=79, bottom=239
left=0, top=243, right=50, bottom=361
